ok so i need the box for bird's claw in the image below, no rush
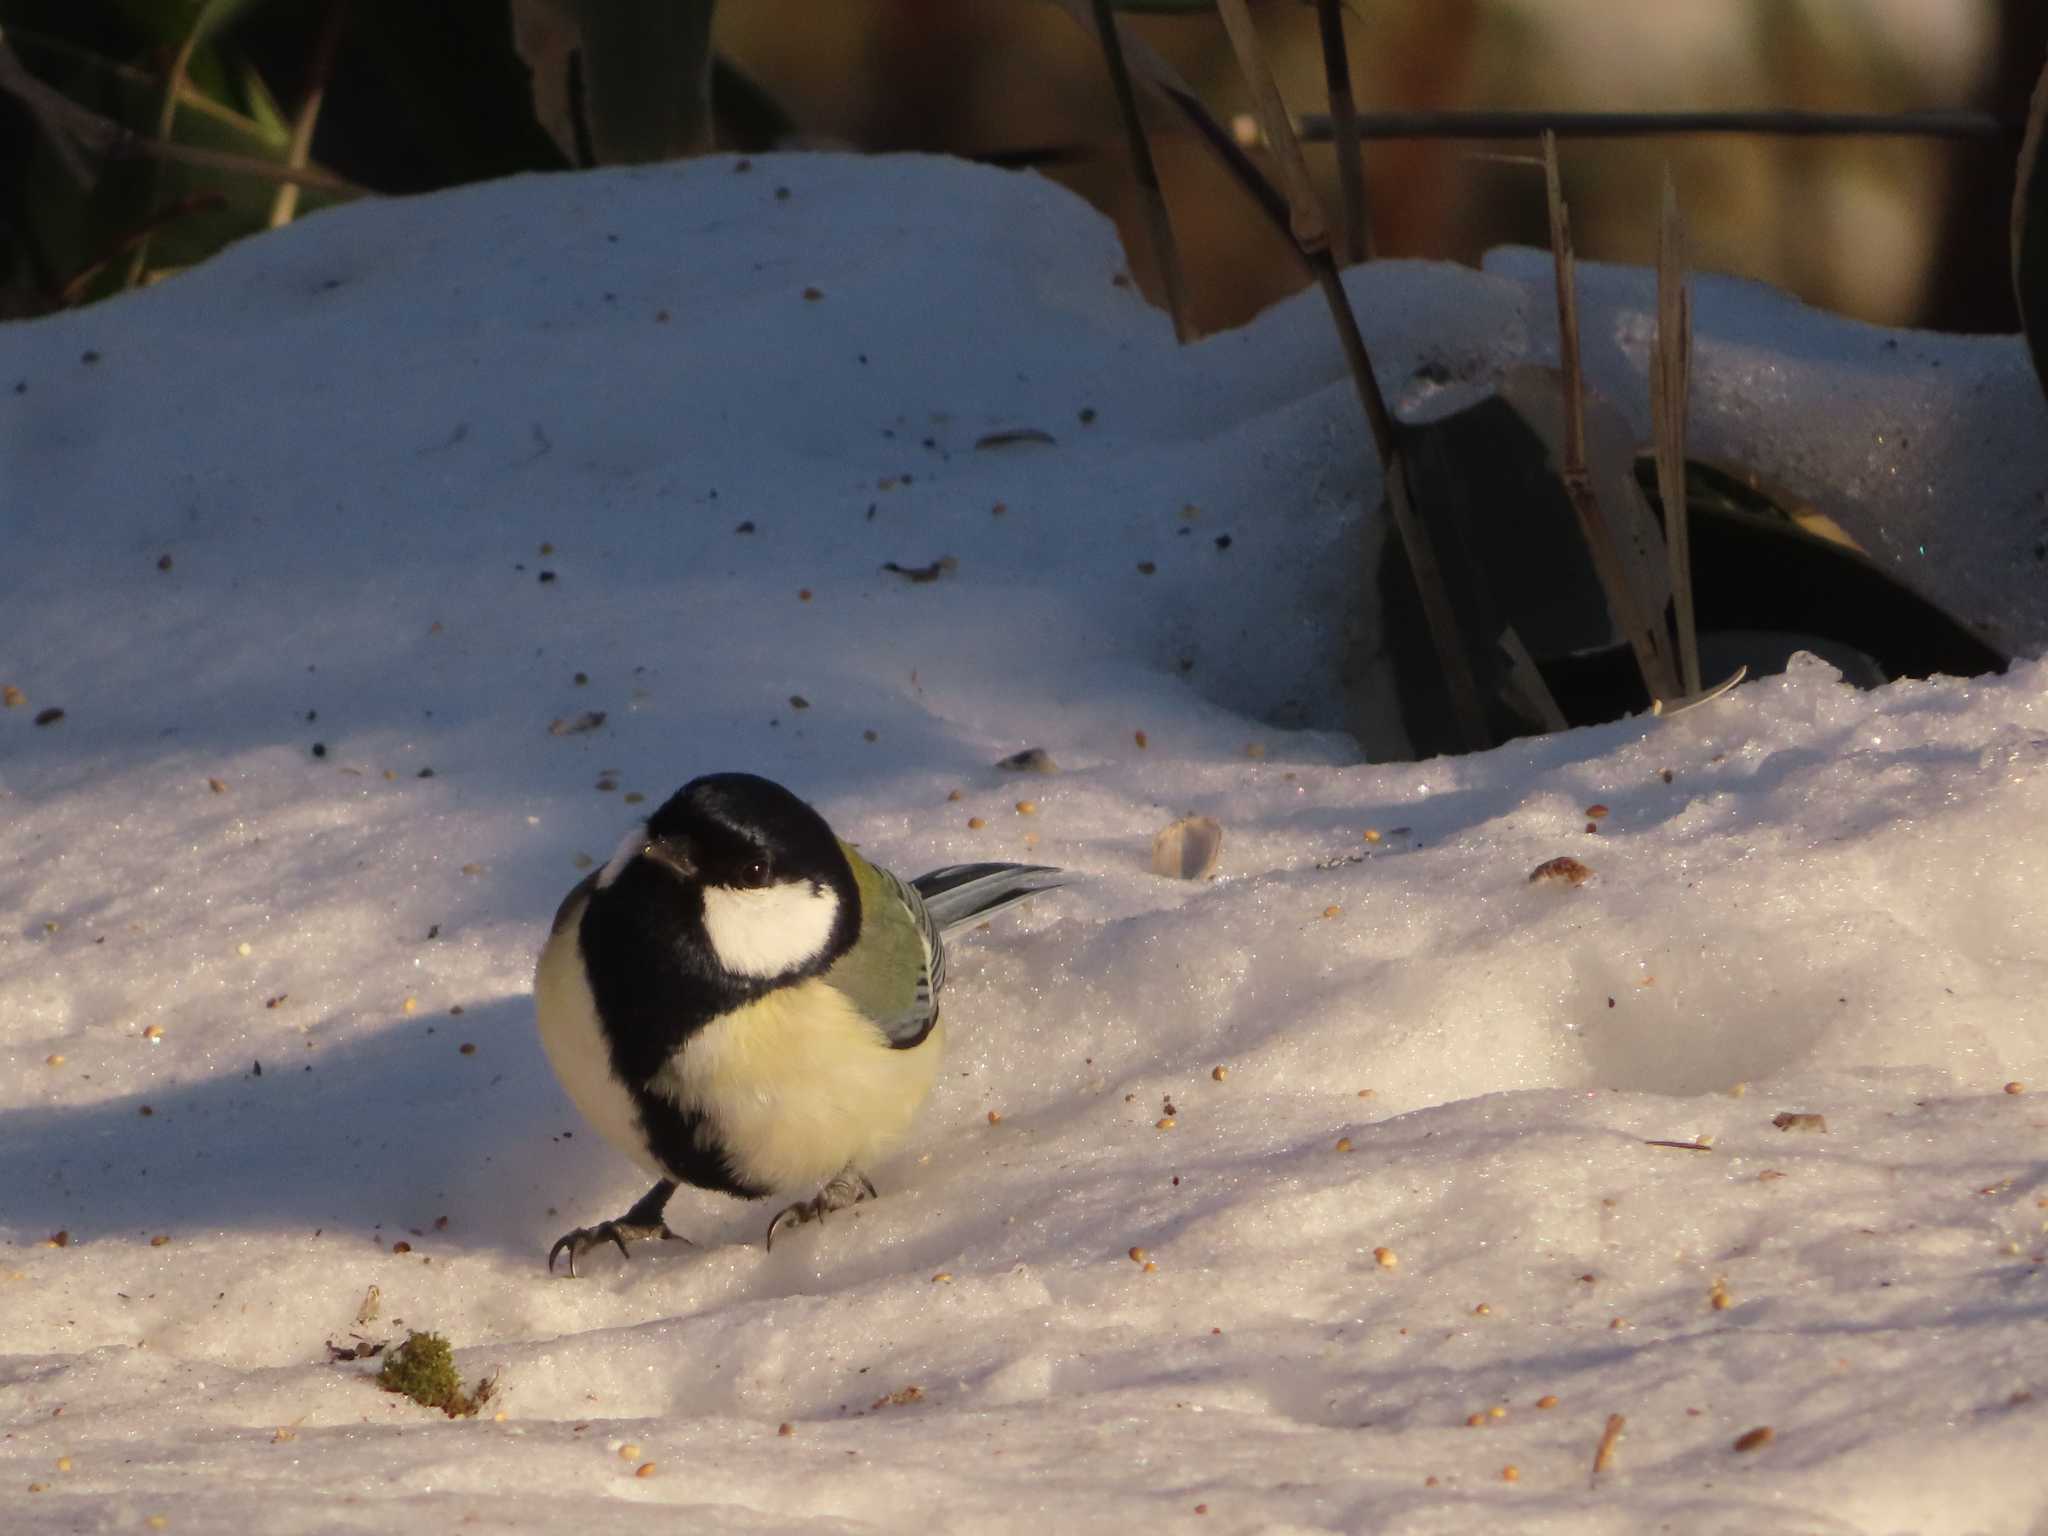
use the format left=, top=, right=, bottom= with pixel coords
left=764, top=1171, right=878, bottom=1252
left=547, top=1219, right=683, bottom=1278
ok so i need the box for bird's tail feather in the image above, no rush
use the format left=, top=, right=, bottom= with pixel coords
left=912, top=862, right=1064, bottom=935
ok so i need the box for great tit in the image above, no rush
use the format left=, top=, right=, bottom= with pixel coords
left=535, top=771, right=1062, bottom=1276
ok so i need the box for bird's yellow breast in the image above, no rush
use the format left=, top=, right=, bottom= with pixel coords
left=653, top=978, right=945, bottom=1193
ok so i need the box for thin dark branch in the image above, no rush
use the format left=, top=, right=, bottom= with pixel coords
left=1312, top=0, right=1368, bottom=263
left=1297, top=107, right=2012, bottom=142
left=1214, top=0, right=1489, bottom=750
left=1088, top=0, right=1193, bottom=342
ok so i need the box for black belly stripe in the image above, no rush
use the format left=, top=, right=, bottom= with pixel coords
left=580, top=860, right=777, bottom=1201
left=629, top=1089, right=770, bottom=1201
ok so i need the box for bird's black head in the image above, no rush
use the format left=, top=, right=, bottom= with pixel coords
left=594, top=772, right=859, bottom=987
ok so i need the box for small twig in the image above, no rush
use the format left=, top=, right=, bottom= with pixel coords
left=1312, top=0, right=1369, bottom=263
left=270, top=0, right=350, bottom=229
left=1642, top=1138, right=1712, bottom=1152
left=127, top=5, right=217, bottom=287
left=1296, top=107, right=2012, bottom=142
left=1591, top=1413, right=1626, bottom=1485
left=1543, top=131, right=1678, bottom=702
left=0, top=33, right=95, bottom=187
left=57, top=192, right=227, bottom=305
left=1651, top=168, right=1699, bottom=695
left=1087, top=0, right=1193, bottom=342
left=0, top=36, right=364, bottom=197
left=1496, top=626, right=1568, bottom=732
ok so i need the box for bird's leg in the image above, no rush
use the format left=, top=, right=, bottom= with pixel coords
left=764, top=1167, right=879, bottom=1251
left=548, top=1177, right=688, bottom=1277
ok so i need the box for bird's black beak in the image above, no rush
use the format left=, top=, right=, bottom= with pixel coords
left=640, top=838, right=697, bottom=881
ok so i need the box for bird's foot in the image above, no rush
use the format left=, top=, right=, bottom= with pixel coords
left=548, top=1178, right=686, bottom=1277
left=765, top=1170, right=878, bottom=1252
left=547, top=1219, right=686, bottom=1278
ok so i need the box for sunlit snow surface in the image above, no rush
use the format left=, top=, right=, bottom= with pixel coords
left=3, top=155, right=2045, bottom=1535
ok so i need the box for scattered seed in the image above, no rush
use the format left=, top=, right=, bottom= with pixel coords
left=1474, top=1302, right=1491, bottom=1315
left=623, top=792, right=644, bottom=805
left=1501, top=1465, right=1519, bottom=1483
left=1335, top=1137, right=1353, bottom=1153
left=1757, top=1169, right=1786, bottom=1181
left=635, top=1462, right=657, bottom=1478
left=1211, top=1065, right=1228, bottom=1082
left=618, top=1444, right=641, bottom=1461
left=1373, top=1247, right=1397, bottom=1269
left=150, top=1234, right=169, bottom=1247
left=1465, top=1412, right=1486, bottom=1428
left=931, top=1272, right=953, bottom=1284
left=1528, top=856, right=1592, bottom=885
left=986, top=1110, right=1003, bottom=1125
left=1585, top=804, right=1609, bottom=819
left=1129, top=1247, right=1149, bottom=1264
left=1536, top=1395, right=1559, bottom=1410
left=1, top=684, right=23, bottom=708
left=45, top=1054, right=63, bottom=1067
left=863, top=729, right=878, bottom=743
left=402, top=998, right=418, bottom=1015
left=1244, top=742, right=1265, bottom=760
left=1015, top=800, right=1037, bottom=816
left=1136, top=561, right=1156, bottom=575
left=1772, top=1112, right=1827, bottom=1133
left=2005, top=1081, right=2026, bottom=1095
left=967, top=817, right=986, bottom=830
left=1593, top=1413, right=1626, bottom=1475
left=459, top=1043, right=477, bottom=1055
left=34, top=706, right=65, bottom=727
left=1709, top=1277, right=1732, bottom=1311
left=778, top=1423, right=794, bottom=1437
left=139, top=1105, right=153, bottom=1117
left=1733, top=1426, right=1774, bottom=1453
left=1322, top=905, right=1342, bottom=919
left=207, top=777, right=227, bottom=793
left=1134, top=730, right=1148, bottom=749
left=46, top=1230, right=69, bottom=1247
left=1142, top=1260, right=1158, bottom=1273
left=461, top=864, right=484, bottom=876
left=1155, top=1117, right=1176, bottom=1130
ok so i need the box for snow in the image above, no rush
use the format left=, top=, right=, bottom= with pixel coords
left=3, top=153, right=2046, bottom=1534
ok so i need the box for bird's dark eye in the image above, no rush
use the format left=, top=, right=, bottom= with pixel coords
left=740, top=859, right=771, bottom=888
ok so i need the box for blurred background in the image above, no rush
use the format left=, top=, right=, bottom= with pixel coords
left=1, top=0, right=2041, bottom=333
left=715, top=0, right=2037, bottom=334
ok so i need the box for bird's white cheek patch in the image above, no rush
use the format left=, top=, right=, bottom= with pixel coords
left=700, top=882, right=840, bottom=978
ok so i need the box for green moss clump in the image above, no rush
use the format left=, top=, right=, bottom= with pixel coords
left=376, top=1330, right=489, bottom=1417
